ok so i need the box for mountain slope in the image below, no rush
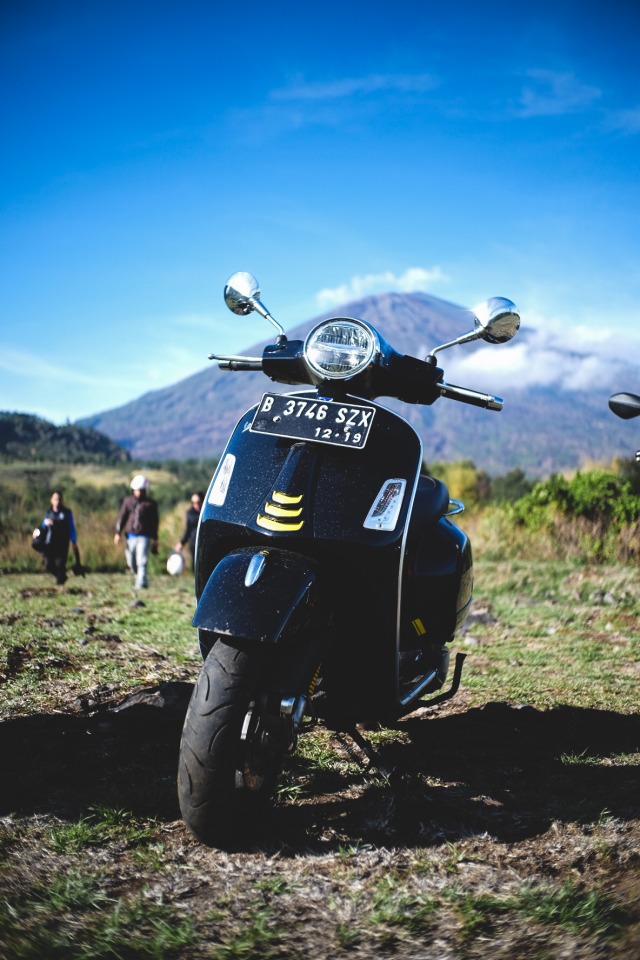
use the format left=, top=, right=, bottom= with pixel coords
left=78, top=292, right=639, bottom=475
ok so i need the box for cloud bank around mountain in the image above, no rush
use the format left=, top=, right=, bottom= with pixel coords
left=316, top=267, right=449, bottom=307
left=445, top=311, right=640, bottom=393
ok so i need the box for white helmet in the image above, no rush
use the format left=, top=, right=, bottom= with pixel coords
left=130, top=474, right=150, bottom=491
left=166, top=552, right=185, bottom=576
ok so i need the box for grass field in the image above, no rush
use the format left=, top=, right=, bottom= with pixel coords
left=1, top=558, right=639, bottom=958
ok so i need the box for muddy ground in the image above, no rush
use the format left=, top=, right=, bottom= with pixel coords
left=1, top=679, right=639, bottom=959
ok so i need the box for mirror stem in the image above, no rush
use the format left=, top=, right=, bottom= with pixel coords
left=427, top=329, right=479, bottom=360
left=250, top=297, right=286, bottom=339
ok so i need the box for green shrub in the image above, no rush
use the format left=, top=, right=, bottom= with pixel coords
left=512, top=470, right=640, bottom=529
left=506, top=469, right=640, bottom=563
left=491, top=467, right=535, bottom=502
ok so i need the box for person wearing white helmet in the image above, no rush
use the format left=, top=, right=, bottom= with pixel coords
left=114, top=474, right=159, bottom=590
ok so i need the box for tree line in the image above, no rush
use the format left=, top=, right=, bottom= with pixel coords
left=1, top=455, right=639, bottom=571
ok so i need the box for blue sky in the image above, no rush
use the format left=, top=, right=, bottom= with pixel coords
left=2, top=0, right=639, bottom=423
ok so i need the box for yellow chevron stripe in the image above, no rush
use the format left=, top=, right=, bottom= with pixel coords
left=257, top=514, right=305, bottom=532
left=264, top=502, right=303, bottom=518
left=412, top=618, right=427, bottom=637
left=272, top=491, right=303, bottom=505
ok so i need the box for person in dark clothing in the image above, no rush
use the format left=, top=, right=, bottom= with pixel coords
left=114, top=474, right=159, bottom=589
left=33, top=489, right=82, bottom=585
left=174, top=491, right=203, bottom=568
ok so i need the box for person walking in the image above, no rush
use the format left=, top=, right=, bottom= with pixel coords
left=114, top=474, right=159, bottom=590
left=174, top=491, right=203, bottom=569
left=33, top=489, right=82, bottom=586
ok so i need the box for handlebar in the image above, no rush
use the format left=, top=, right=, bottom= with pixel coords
left=209, top=354, right=263, bottom=371
left=208, top=350, right=503, bottom=410
left=437, top=381, right=504, bottom=411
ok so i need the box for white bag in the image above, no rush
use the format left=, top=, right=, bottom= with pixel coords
left=166, top=551, right=185, bottom=576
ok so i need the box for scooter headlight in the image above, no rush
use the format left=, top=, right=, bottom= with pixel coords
left=304, top=318, right=378, bottom=380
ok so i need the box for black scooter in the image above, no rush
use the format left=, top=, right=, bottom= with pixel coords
left=178, top=272, right=520, bottom=847
left=609, top=392, right=640, bottom=461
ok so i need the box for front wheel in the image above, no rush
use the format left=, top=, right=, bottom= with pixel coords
left=178, top=639, right=283, bottom=848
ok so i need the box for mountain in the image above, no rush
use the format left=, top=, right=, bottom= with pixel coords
left=78, top=292, right=640, bottom=476
left=0, top=412, right=131, bottom=463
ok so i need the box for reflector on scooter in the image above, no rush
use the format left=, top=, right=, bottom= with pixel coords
left=208, top=454, right=236, bottom=507
left=363, top=479, right=407, bottom=531
left=257, top=514, right=305, bottom=532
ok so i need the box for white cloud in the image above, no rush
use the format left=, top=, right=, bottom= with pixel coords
left=0, top=340, right=206, bottom=395
left=0, top=339, right=212, bottom=421
left=523, top=310, right=640, bottom=362
left=271, top=73, right=438, bottom=102
left=444, top=311, right=640, bottom=393
left=516, top=70, right=601, bottom=118
left=0, top=347, right=126, bottom=390
left=316, top=267, right=449, bottom=308
left=604, top=106, right=640, bottom=135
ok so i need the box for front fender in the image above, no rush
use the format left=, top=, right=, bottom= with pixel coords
left=193, top=547, right=321, bottom=645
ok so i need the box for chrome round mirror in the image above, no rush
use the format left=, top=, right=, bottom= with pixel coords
left=224, top=272, right=261, bottom=316
left=473, top=297, right=520, bottom=344
left=609, top=392, right=640, bottom=420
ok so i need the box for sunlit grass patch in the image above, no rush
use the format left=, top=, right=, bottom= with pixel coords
left=517, top=880, right=629, bottom=938
left=447, top=888, right=513, bottom=938
left=0, top=870, right=197, bottom=959
left=460, top=558, right=640, bottom=711
left=561, top=750, right=640, bottom=767
left=366, top=875, right=438, bottom=938
left=207, top=902, right=284, bottom=960
left=0, top=572, right=199, bottom=716
left=254, top=876, right=291, bottom=896
left=276, top=726, right=367, bottom=801
left=47, top=806, right=158, bottom=852
left=444, top=879, right=630, bottom=942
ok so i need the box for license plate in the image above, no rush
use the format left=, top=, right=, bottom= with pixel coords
left=250, top=394, right=376, bottom=449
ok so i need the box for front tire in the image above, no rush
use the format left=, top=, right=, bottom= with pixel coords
left=178, top=639, right=281, bottom=848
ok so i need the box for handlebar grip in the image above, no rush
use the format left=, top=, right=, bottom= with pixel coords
left=438, top=381, right=503, bottom=411
left=217, top=359, right=263, bottom=371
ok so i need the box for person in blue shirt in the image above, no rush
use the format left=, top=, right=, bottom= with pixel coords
left=34, top=489, right=82, bottom=585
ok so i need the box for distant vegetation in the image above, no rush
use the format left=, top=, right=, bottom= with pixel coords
left=1, top=449, right=639, bottom=574
left=459, top=459, right=640, bottom=566
left=0, top=412, right=130, bottom=464
left=507, top=467, right=640, bottom=563
left=0, top=456, right=218, bottom=574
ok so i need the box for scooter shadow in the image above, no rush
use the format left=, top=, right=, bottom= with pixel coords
left=267, top=701, right=640, bottom=853
left=0, top=683, right=193, bottom=823
left=1, top=692, right=638, bottom=855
